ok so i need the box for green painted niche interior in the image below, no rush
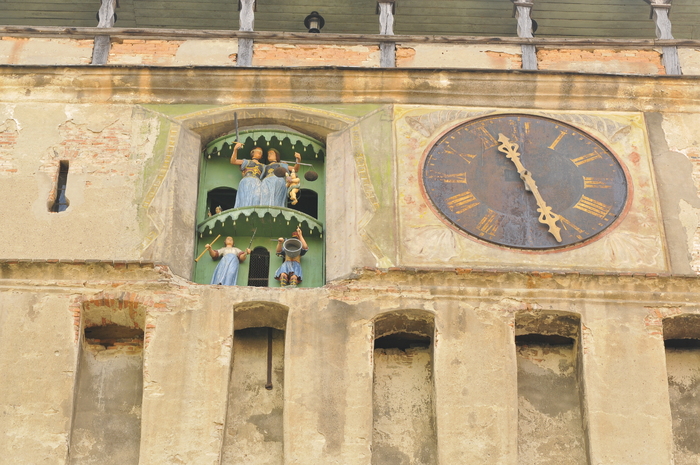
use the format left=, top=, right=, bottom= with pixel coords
left=194, top=129, right=325, bottom=288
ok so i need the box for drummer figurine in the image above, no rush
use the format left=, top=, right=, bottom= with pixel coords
left=274, top=226, right=308, bottom=287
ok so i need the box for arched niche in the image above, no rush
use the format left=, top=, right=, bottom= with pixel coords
left=663, top=314, right=700, bottom=463
left=247, top=247, right=271, bottom=287
left=514, top=311, right=587, bottom=465
left=69, top=298, right=146, bottom=465
left=222, top=302, right=291, bottom=465
left=194, top=127, right=327, bottom=288
left=207, top=186, right=237, bottom=215
left=233, top=301, right=289, bottom=332
left=371, top=309, right=437, bottom=465
left=141, top=104, right=354, bottom=283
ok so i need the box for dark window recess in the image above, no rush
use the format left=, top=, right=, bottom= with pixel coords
left=665, top=338, right=700, bottom=348
left=247, top=247, right=270, bottom=287
left=515, top=334, right=575, bottom=345
left=84, top=324, right=144, bottom=349
left=50, top=161, right=70, bottom=212
left=375, top=332, right=431, bottom=350
left=207, top=187, right=237, bottom=215
left=289, top=188, right=318, bottom=219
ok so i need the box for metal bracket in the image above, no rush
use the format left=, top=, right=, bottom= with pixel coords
left=649, top=3, right=672, bottom=19
left=238, top=0, right=257, bottom=12
left=376, top=0, right=396, bottom=15
left=512, top=1, right=534, bottom=18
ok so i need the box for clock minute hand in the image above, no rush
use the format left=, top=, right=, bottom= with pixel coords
left=497, top=134, right=563, bottom=243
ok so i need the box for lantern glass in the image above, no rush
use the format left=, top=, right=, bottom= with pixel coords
left=304, top=11, right=325, bottom=33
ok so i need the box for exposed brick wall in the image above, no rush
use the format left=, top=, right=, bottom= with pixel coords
left=0, top=37, right=92, bottom=65
left=537, top=48, right=665, bottom=75
left=0, top=119, right=18, bottom=174
left=41, top=120, right=133, bottom=176
left=485, top=51, right=523, bottom=70
left=252, top=43, right=380, bottom=67
left=396, top=47, right=417, bottom=63
left=108, top=39, right=184, bottom=66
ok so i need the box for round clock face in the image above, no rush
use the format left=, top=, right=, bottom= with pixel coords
left=421, top=114, right=629, bottom=250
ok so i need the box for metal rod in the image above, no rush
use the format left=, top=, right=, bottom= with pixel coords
left=265, top=327, right=273, bottom=390
left=234, top=112, right=239, bottom=142
left=247, top=227, right=257, bottom=249
left=279, top=160, right=314, bottom=167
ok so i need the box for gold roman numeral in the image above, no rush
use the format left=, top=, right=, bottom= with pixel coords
left=446, top=191, right=480, bottom=214
left=457, top=153, right=478, bottom=164
left=548, top=130, right=567, bottom=150
left=476, top=209, right=500, bottom=236
left=435, top=172, right=467, bottom=183
left=574, top=196, right=611, bottom=219
left=478, top=127, right=499, bottom=148
left=571, top=152, right=602, bottom=166
left=559, top=216, right=584, bottom=240
left=583, top=177, right=613, bottom=189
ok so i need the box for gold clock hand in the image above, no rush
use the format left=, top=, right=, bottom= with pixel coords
left=497, top=134, right=563, bottom=242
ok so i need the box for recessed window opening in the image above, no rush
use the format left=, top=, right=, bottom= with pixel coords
left=223, top=325, right=285, bottom=465
left=50, top=160, right=69, bottom=212
left=665, top=338, right=700, bottom=349
left=207, top=187, right=237, bottom=215
left=247, top=246, right=270, bottom=287
left=70, top=306, right=145, bottom=465
left=515, top=312, right=587, bottom=465
left=371, top=311, right=437, bottom=465
left=374, top=331, right=431, bottom=350
left=289, top=188, right=318, bottom=218
left=515, top=333, right=575, bottom=345
left=663, top=315, right=700, bottom=463
left=84, top=324, right=144, bottom=349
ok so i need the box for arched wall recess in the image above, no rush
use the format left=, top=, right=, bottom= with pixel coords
left=514, top=311, right=587, bottom=465
left=371, top=309, right=438, bottom=465
left=221, top=302, right=291, bottom=465
left=139, top=104, right=355, bottom=283
left=663, top=314, right=700, bottom=464
left=68, top=299, right=146, bottom=465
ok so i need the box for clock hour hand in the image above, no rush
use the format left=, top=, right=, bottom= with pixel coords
left=497, top=134, right=563, bottom=243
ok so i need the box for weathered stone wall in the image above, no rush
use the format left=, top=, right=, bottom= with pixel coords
left=1, top=263, right=697, bottom=465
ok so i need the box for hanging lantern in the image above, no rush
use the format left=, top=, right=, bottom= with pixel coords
left=304, top=11, right=325, bottom=33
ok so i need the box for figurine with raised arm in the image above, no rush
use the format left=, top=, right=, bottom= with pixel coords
left=231, top=143, right=264, bottom=208
left=260, top=148, right=301, bottom=207
left=286, top=168, right=301, bottom=205
left=206, top=236, right=251, bottom=286
left=274, top=227, right=308, bottom=287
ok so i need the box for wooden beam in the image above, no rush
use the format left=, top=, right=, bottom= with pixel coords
left=512, top=0, right=537, bottom=70
left=91, top=0, right=117, bottom=65
left=377, top=1, right=396, bottom=68
left=3, top=26, right=700, bottom=48
left=238, top=0, right=255, bottom=67
left=650, top=0, right=681, bottom=75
